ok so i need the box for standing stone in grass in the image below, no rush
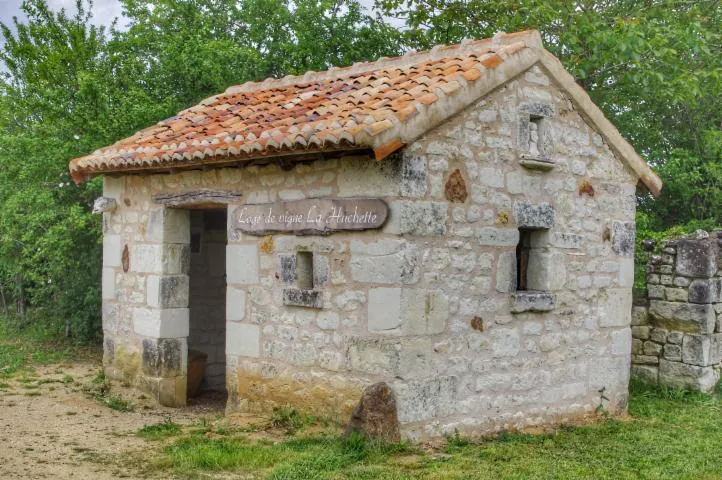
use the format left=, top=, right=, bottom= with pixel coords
left=345, top=382, right=400, bottom=442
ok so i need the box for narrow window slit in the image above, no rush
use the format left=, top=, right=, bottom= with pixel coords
left=296, top=251, right=314, bottom=290
left=516, top=229, right=532, bottom=291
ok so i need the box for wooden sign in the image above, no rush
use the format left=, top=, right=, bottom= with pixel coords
left=231, top=198, right=388, bottom=236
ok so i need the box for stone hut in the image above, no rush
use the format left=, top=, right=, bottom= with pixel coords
left=69, top=30, right=662, bottom=441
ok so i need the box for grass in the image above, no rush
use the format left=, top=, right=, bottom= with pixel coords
left=0, top=318, right=99, bottom=379
left=83, top=369, right=134, bottom=412
left=148, top=380, right=722, bottom=479
left=3, top=318, right=722, bottom=478
left=138, top=418, right=183, bottom=440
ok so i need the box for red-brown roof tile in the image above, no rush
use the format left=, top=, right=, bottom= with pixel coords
left=67, top=29, right=662, bottom=196
left=69, top=31, right=544, bottom=183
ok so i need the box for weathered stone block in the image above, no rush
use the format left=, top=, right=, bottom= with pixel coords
left=665, top=288, right=688, bottom=302
left=368, top=287, right=401, bottom=332
left=147, top=208, right=190, bottom=244
left=611, top=221, right=635, bottom=257
left=631, top=306, right=648, bottom=326
left=667, top=331, right=684, bottom=344
left=632, top=338, right=643, bottom=354
left=316, top=311, right=340, bottom=330
left=681, top=334, right=714, bottom=366
left=659, top=359, right=720, bottom=392
left=588, top=356, right=630, bottom=392
left=648, top=301, right=715, bottom=333
left=598, top=288, right=632, bottom=327
left=510, top=291, right=556, bottom=313
left=282, top=288, right=322, bottom=308
left=131, top=244, right=186, bottom=274
left=368, top=288, right=448, bottom=335
left=663, top=344, right=682, bottom=361
left=400, top=289, right=449, bottom=335
left=392, top=376, right=457, bottom=423
left=103, top=234, right=122, bottom=267
left=551, top=232, right=583, bottom=249
left=512, top=202, right=555, bottom=229
left=147, top=275, right=189, bottom=308
left=400, top=155, right=428, bottom=198
left=226, top=286, right=247, bottom=321
left=476, top=227, right=519, bottom=246
left=496, top=251, right=517, bottom=293
left=673, top=276, right=691, bottom=287
left=350, top=244, right=418, bottom=285
left=675, top=238, right=718, bottom=278
left=226, top=323, right=260, bottom=357
left=226, top=244, right=259, bottom=284
left=490, top=328, right=520, bottom=358
left=643, top=341, right=662, bottom=357
left=647, top=285, right=665, bottom=300
left=527, top=252, right=566, bottom=291
left=102, top=268, right=116, bottom=300
left=631, top=326, right=650, bottom=340
left=158, top=376, right=187, bottom=407
left=618, top=258, right=635, bottom=288
left=278, top=254, right=296, bottom=284
left=650, top=328, right=668, bottom=344
left=688, top=279, right=721, bottom=304
left=631, top=365, right=658, bottom=383
left=384, top=201, right=447, bottom=236
left=141, top=337, right=186, bottom=377
left=611, top=328, right=631, bottom=356
left=633, top=355, right=659, bottom=365
left=133, top=308, right=189, bottom=338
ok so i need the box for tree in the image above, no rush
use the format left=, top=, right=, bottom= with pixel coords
left=0, top=0, right=401, bottom=341
left=377, top=0, right=722, bottom=229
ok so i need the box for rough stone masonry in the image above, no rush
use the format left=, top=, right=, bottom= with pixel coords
left=632, top=231, right=722, bottom=392
left=97, top=64, right=644, bottom=441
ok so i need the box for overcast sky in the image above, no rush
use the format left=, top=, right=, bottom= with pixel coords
left=0, top=0, right=384, bottom=33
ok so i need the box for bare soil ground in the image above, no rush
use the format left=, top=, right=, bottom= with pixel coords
left=0, top=361, right=230, bottom=479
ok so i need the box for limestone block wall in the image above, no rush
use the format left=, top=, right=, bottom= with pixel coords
left=101, top=65, right=640, bottom=440
left=631, top=232, right=722, bottom=391
left=101, top=177, right=191, bottom=407
left=188, top=211, right=227, bottom=391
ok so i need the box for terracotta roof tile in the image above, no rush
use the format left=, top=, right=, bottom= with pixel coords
left=67, top=27, right=655, bottom=197
left=69, top=31, right=546, bottom=182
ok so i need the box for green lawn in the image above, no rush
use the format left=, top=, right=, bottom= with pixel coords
left=2, top=322, right=721, bottom=479
left=140, top=382, right=722, bottom=480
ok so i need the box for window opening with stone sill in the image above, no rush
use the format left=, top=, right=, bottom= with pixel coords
left=282, top=250, right=323, bottom=308
left=513, top=228, right=556, bottom=313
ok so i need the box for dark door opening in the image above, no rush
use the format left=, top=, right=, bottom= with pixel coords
left=187, top=208, right=228, bottom=401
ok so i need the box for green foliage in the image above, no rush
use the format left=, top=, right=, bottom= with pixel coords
left=138, top=417, right=183, bottom=440
left=0, top=0, right=400, bottom=342
left=0, top=0, right=719, bottom=343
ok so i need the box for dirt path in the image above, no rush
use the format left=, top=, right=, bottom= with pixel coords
left=0, top=361, right=229, bottom=479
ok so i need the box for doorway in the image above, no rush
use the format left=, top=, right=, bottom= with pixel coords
left=187, top=208, right=228, bottom=398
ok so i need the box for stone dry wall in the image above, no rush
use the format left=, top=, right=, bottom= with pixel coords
left=631, top=232, right=722, bottom=391
left=101, top=64, right=639, bottom=441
